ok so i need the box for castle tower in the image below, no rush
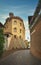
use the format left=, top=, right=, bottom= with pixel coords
left=4, top=13, right=25, bottom=40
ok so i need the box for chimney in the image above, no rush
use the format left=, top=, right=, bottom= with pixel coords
left=9, top=12, right=14, bottom=18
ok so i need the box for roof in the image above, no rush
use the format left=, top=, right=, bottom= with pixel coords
left=28, top=0, right=41, bottom=28
left=4, top=16, right=23, bottom=25
left=28, top=16, right=33, bottom=25
left=4, top=32, right=13, bottom=35
left=0, top=22, right=4, bottom=28
left=30, top=0, right=41, bottom=24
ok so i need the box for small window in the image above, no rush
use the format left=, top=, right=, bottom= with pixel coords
left=19, top=36, right=21, bottom=39
left=20, top=29, right=21, bottom=33
left=14, top=27, right=17, bottom=32
left=14, top=21, right=17, bottom=24
left=7, top=34, right=9, bottom=37
left=14, top=35, right=16, bottom=38
left=20, top=23, right=22, bottom=26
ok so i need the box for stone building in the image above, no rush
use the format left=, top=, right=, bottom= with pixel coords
left=4, top=13, right=25, bottom=50
left=28, top=0, right=41, bottom=59
left=4, top=13, right=25, bottom=40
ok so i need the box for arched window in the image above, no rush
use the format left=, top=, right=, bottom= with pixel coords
left=14, top=27, right=17, bottom=32
left=19, top=35, right=21, bottom=39
left=14, top=21, right=17, bottom=24
left=20, top=29, right=22, bottom=33
left=14, top=35, right=16, bottom=38
left=20, top=23, right=22, bottom=26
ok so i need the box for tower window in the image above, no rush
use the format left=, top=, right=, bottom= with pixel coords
left=14, top=35, right=16, bottom=38
left=20, top=29, right=22, bottom=33
left=19, top=36, right=21, bottom=39
left=20, top=23, right=22, bottom=26
left=14, top=21, right=17, bottom=24
left=7, top=34, right=9, bottom=37
left=14, top=27, right=17, bottom=32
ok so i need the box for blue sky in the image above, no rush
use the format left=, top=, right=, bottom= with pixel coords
left=0, top=0, right=38, bottom=41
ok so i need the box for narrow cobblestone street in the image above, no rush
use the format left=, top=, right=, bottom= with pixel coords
left=0, top=50, right=41, bottom=65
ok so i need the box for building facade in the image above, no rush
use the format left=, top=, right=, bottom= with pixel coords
left=4, top=13, right=25, bottom=50
left=28, top=0, right=41, bottom=59
left=4, top=13, right=25, bottom=40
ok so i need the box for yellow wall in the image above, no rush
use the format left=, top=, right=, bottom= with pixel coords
left=4, top=17, right=25, bottom=40
left=12, top=19, right=25, bottom=40
left=4, top=20, right=12, bottom=33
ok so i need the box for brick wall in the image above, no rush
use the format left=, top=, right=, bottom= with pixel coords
left=30, top=18, right=41, bottom=59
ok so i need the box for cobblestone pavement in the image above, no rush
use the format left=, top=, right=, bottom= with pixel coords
left=0, top=50, right=41, bottom=65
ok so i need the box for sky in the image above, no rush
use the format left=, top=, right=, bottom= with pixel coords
left=0, top=0, right=38, bottom=41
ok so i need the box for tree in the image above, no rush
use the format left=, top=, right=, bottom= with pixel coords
left=0, top=28, right=5, bottom=57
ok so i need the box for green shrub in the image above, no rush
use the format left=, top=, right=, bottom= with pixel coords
left=0, top=28, right=5, bottom=57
